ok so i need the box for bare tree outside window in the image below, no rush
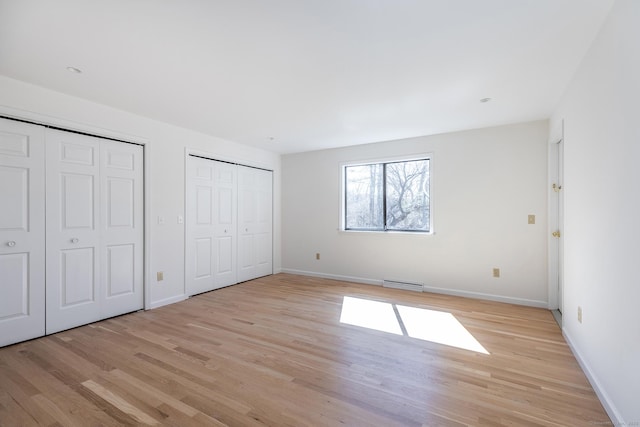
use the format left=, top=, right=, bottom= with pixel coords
left=344, top=158, right=430, bottom=232
left=386, top=160, right=429, bottom=231
left=345, top=164, right=383, bottom=229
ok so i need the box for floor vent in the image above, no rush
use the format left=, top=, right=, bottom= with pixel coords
left=383, top=279, right=423, bottom=292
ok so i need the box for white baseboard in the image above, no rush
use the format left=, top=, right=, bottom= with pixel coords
left=563, top=330, right=624, bottom=426
left=280, top=269, right=383, bottom=286
left=147, top=294, right=187, bottom=310
left=421, top=284, right=548, bottom=308
left=279, top=269, right=547, bottom=308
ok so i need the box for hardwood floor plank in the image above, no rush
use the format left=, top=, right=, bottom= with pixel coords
left=82, top=379, right=159, bottom=425
left=0, top=273, right=611, bottom=426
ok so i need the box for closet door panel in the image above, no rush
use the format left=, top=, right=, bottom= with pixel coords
left=46, top=132, right=143, bottom=333
left=46, top=129, right=101, bottom=334
left=212, top=162, right=236, bottom=287
left=100, top=140, right=143, bottom=318
left=186, top=157, right=237, bottom=295
left=186, top=157, right=216, bottom=295
left=254, top=169, right=273, bottom=278
left=0, top=118, right=45, bottom=347
left=237, top=166, right=272, bottom=282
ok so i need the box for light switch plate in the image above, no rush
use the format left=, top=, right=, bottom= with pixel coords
left=528, top=214, right=535, bottom=224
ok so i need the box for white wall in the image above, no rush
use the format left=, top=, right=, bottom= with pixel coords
left=0, top=75, right=281, bottom=308
left=550, top=0, right=640, bottom=423
left=282, top=120, right=549, bottom=307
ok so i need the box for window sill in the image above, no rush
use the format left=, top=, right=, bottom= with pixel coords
left=338, top=229, right=434, bottom=236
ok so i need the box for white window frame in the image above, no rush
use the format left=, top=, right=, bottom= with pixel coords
left=339, top=153, right=433, bottom=234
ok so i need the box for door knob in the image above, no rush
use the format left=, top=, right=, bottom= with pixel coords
left=71, top=238, right=79, bottom=243
left=6, top=241, right=16, bottom=247
left=552, top=230, right=561, bottom=238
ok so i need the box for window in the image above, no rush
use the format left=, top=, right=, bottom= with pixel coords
left=343, top=158, right=430, bottom=232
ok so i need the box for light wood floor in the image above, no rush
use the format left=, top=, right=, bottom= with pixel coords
left=0, top=274, right=610, bottom=426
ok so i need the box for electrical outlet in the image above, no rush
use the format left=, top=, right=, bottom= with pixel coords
left=528, top=214, right=536, bottom=224
left=316, top=253, right=320, bottom=260
left=493, top=268, right=500, bottom=278
left=157, top=271, right=164, bottom=282
left=578, top=306, right=582, bottom=323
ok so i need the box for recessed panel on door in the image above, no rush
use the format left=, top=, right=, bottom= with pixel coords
left=107, top=178, right=134, bottom=228
left=61, top=142, right=94, bottom=165
left=256, top=233, right=270, bottom=266
left=197, top=186, right=212, bottom=225
left=196, top=238, right=212, bottom=279
left=241, top=189, right=256, bottom=223
left=60, top=248, right=95, bottom=307
left=239, top=234, right=254, bottom=270
left=196, top=166, right=212, bottom=180
left=106, top=244, right=135, bottom=297
left=0, top=253, right=29, bottom=319
left=106, top=150, right=134, bottom=170
left=61, top=173, right=95, bottom=230
left=217, top=237, right=233, bottom=274
left=217, top=187, right=233, bottom=225
left=0, top=131, right=29, bottom=157
left=0, top=166, right=28, bottom=231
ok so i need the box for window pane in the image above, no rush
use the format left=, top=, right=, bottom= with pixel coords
left=345, top=164, right=384, bottom=229
left=385, top=159, right=429, bottom=231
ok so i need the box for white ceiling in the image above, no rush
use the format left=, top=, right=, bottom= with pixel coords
left=0, top=0, right=613, bottom=154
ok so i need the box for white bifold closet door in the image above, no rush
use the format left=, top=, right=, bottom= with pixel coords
left=186, top=156, right=272, bottom=297
left=186, top=156, right=237, bottom=295
left=45, top=129, right=143, bottom=334
left=0, top=118, right=46, bottom=347
left=237, top=165, right=273, bottom=283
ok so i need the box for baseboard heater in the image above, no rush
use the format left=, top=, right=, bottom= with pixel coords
left=383, top=279, right=424, bottom=292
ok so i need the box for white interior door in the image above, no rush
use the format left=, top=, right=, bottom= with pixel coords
left=46, top=130, right=143, bottom=334
left=0, top=118, right=45, bottom=347
left=186, top=156, right=237, bottom=295
left=212, top=161, right=237, bottom=287
left=556, top=138, right=564, bottom=313
left=100, top=140, right=144, bottom=318
left=186, top=156, right=216, bottom=295
left=237, top=166, right=272, bottom=282
left=549, top=130, right=565, bottom=314
left=46, top=129, right=101, bottom=333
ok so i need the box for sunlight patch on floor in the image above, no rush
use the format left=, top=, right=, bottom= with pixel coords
left=340, top=296, right=403, bottom=335
left=340, top=296, right=489, bottom=354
